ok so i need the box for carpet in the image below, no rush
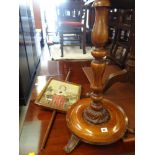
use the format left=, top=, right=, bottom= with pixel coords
left=49, top=44, right=95, bottom=60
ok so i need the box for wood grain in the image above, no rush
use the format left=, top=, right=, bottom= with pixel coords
left=19, top=60, right=134, bottom=155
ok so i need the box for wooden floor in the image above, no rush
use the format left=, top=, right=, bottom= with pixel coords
left=19, top=44, right=135, bottom=155
left=36, top=44, right=52, bottom=76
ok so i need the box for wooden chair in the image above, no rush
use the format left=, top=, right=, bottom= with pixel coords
left=103, top=9, right=135, bottom=92
left=107, top=9, right=134, bottom=68
left=46, top=25, right=54, bottom=56
left=56, top=1, right=87, bottom=57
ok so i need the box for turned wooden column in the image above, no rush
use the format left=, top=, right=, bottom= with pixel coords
left=65, top=0, right=128, bottom=153
left=83, top=0, right=110, bottom=124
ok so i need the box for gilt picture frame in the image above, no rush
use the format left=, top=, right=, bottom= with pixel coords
left=35, top=79, right=81, bottom=112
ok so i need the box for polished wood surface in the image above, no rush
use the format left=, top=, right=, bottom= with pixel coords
left=66, top=98, right=128, bottom=144
left=19, top=60, right=135, bottom=155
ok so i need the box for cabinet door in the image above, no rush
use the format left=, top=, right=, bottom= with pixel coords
left=27, top=0, right=40, bottom=68
left=19, top=44, right=31, bottom=97
left=20, top=0, right=35, bottom=78
left=19, top=0, right=41, bottom=104
left=19, top=16, right=30, bottom=95
left=19, top=17, right=31, bottom=98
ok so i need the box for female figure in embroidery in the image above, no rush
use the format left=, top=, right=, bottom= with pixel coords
left=44, top=84, right=78, bottom=110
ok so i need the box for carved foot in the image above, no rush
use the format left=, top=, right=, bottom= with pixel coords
left=64, top=134, right=80, bottom=153
left=122, top=127, right=135, bottom=143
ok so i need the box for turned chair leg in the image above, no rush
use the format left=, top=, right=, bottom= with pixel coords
left=79, top=35, right=82, bottom=49
left=60, top=34, right=64, bottom=57
left=47, top=44, right=51, bottom=57
left=82, top=32, right=86, bottom=54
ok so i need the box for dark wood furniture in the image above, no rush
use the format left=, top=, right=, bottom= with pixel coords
left=102, top=8, right=135, bottom=92
left=45, top=28, right=54, bottom=57
left=19, top=60, right=135, bottom=155
left=64, top=0, right=134, bottom=153
left=56, top=1, right=87, bottom=57
left=84, top=0, right=135, bottom=93
left=19, top=0, right=41, bottom=105
left=108, top=9, right=134, bottom=68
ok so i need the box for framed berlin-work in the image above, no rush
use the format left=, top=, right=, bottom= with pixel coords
left=35, top=78, right=81, bottom=112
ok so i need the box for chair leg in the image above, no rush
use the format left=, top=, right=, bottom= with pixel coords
left=48, top=45, right=51, bottom=57
left=60, top=34, right=64, bottom=57
left=46, top=37, right=51, bottom=57
left=79, top=35, right=82, bottom=49
left=82, top=32, right=86, bottom=54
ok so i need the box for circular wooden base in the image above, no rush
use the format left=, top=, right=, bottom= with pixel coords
left=66, top=98, right=128, bottom=145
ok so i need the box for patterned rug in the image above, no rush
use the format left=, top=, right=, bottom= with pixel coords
left=49, top=44, right=95, bottom=60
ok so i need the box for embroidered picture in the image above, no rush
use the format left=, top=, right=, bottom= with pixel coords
left=36, top=79, right=81, bottom=112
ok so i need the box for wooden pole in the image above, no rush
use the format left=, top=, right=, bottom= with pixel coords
left=40, top=110, right=57, bottom=150
left=40, top=69, right=71, bottom=150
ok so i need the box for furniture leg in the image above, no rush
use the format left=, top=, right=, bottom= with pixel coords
left=60, top=34, right=64, bottom=57
left=103, top=69, right=128, bottom=93
left=80, top=35, right=82, bottom=49
left=64, top=134, right=80, bottom=153
left=83, top=31, right=86, bottom=54
left=48, top=45, right=51, bottom=57
left=40, top=110, right=57, bottom=150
